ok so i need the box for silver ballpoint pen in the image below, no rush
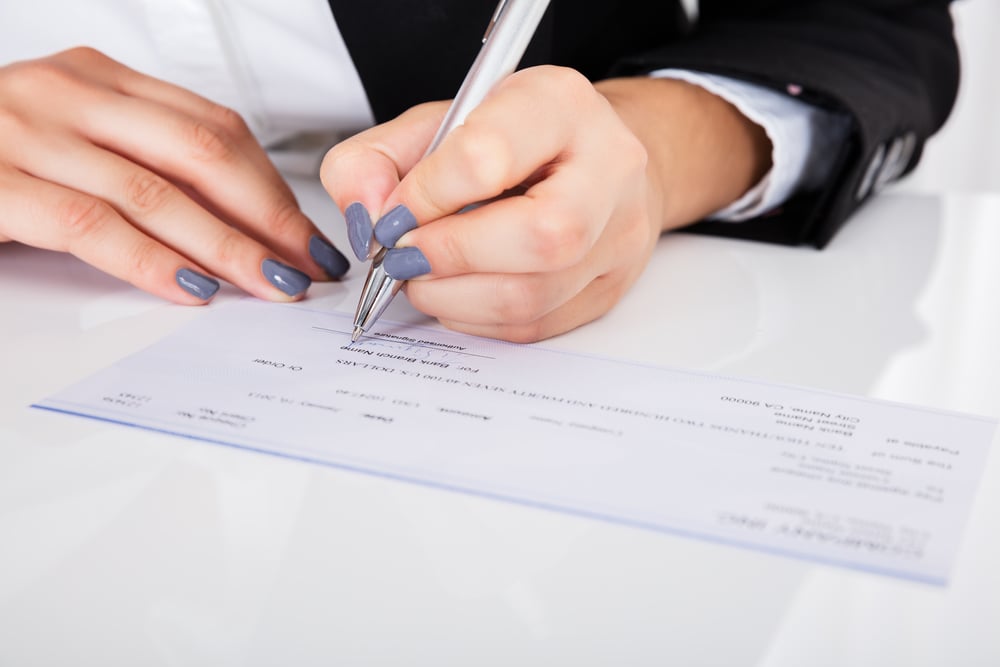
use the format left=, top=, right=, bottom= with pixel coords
left=350, top=0, right=552, bottom=342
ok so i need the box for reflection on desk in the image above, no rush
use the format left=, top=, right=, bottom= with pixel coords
left=1, top=182, right=998, bottom=667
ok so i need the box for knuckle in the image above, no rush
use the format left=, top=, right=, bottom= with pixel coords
left=59, top=46, right=109, bottom=65
left=492, top=276, right=548, bottom=325
left=6, top=60, right=75, bottom=97
left=542, top=66, right=593, bottom=103
left=499, top=321, right=547, bottom=345
left=211, top=229, right=247, bottom=267
left=186, top=120, right=234, bottom=163
left=529, top=205, right=591, bottom=270
left=409, top=165, right=451, bottom=219
left=207, top=104, right=251, bottom=138
left=597, top=269, right=628, bottom=303
left=618, top=214, right=650, bottom=254
left=436, top=225, right=474, bottom=275
left=262, top=200, right=304, bottom=237
left=403, top=282, right=434, bottom=316
left=319, top=142, right=346, bottom=176
left=619, top=132, right=648, bottom=172
left=58, top=196, right=112, bottom=239
left=0, top=106, right=28, bottom=139
left=124, top=238, right=161, bottom=277
left=319, top=143, right=353, bottom=193
left=123, top=171, right=174, bottom=214
left=321, top=137, right=365, bottom=174
left=322, top=137, right=354, bottom=162
left=451, top=124, right=511, bottom=194
left=607, top=273, right=631, bottom=305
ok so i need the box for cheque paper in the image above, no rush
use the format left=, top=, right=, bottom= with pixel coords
left=36, top=300, right=996, bottom=584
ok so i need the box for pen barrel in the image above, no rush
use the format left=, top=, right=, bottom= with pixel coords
left=425, top=0, right=551, bottom=156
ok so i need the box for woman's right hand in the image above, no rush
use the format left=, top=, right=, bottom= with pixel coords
left=0, top=47, right=349, bottom=303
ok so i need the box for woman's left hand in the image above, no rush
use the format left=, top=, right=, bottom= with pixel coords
left=321, top=65, right=770, bottom=342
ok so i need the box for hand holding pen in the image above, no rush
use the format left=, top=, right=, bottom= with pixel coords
left=321, top=2, right=774, bottom=343
left=334, top=0, right=556, bottom=343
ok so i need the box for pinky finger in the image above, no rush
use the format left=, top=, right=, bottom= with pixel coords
left=0, top=170, right=220, bottom=304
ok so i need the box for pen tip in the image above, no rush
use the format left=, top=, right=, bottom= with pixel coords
left=351, top=326, right=363, bottom=343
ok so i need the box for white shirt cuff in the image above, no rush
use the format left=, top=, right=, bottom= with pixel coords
left=650, top=68, right=851, bottom=222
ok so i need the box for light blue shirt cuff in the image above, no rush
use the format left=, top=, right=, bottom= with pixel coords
left=650, top=69, right=851, bottom=222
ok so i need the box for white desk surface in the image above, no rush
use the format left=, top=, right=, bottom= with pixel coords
left=2, top=176, right=999, bottom=666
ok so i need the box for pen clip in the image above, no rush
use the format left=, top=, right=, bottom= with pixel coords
left=482, top=0, right=510, bottom=43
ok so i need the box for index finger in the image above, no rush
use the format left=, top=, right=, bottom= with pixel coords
left=320, top=102, right=448, bottom=258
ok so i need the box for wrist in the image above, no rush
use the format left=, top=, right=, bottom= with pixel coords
left=596, top=76, right=772, bottom=231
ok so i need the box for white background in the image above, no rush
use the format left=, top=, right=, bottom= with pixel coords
left=896, top=0, right=1000, bottom=194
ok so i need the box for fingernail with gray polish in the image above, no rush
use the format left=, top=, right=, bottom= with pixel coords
left=383, top=246, right=431, bottom=280
left=345, top=202, right=373, bottom=261
left=374, top=204, right=418, bottom=248
left=309, top=234, right=350, bottom=279
left=175, top=268, right=220, bottom=300
left=262, top=258, right=312, bottom=296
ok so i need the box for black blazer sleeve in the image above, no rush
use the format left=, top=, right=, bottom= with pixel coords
left=330, top=0, right=960, bottom=249
left=611, top=0, right=960, bottom=247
